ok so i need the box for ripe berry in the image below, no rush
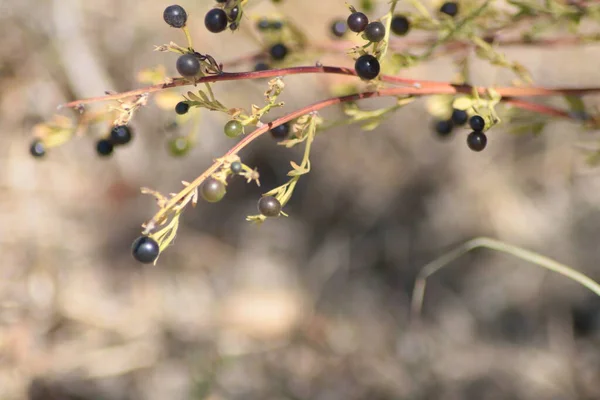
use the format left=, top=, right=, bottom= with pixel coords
left=467, top=131, right=487, bottom=152
left=440, top=2, right=459, bottom=17
left=254, top=62, right=270, bottom=71
left=434, top=119, right=454, bottom=137
left=270, top=43, right=288, bottom=61
left=110, top=125, right=132, bottom=145
left=469, top=115, right=486, bottom=132
left=201, top=177, right=226, bottom=203
left=224, top=120, right=244, bottom=138
left=354, top=54, right=380, bottom=80
left=270, top=21, right=284, bottom=30
left=176, top=54, right=200, bottom=77
left=258, top=196, right=281, bottom=217
left=175, top=101, right=190, bottom=115
left=331, top=19, right=347, bottom=37
left=96, top=139, right=114, bottom=156
left=391, top=15, right=410, bottom=36
left=451, top=109, right=468, bottom=126
left=131, top=236, right=160, bottom=264
left=163, top=5, right=187, bottom=28
left=204, top=8, right=228, bottom=33
left=229, top=22, right=238, bottom=31
left=347, top=12, right=368, bottom=32
left=257, top=18, right=271, bottom=30
left=230, top=161, right=242, bottom=174
left=30, top=140, right=46, bottom=158
left=364, top=21, right=385, bottom=42
left=270, top=122, right=290, bottom=140
left=168, top=137, right=192, bottom=157
left=229, top=6, right=240, bottom=21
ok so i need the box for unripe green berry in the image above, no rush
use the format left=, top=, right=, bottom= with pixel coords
left=201, top=177, right=226, bottom=203
left=224, top=120, right=244, bottom=138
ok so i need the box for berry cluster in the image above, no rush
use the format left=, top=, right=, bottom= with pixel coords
left=433, top=109, right=488, bottom=152
left=96, top=125, right=134, bottom=157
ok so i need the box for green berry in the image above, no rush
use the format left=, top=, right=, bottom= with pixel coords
left=131, top=236, right=160, bottom=264
left=224, top=120, right=244, bottom=138
left=168, top=137, right=192, bottom=157
left=258, top=196, right=281, bottom=217
left=201, top=177, right=226, bottom=203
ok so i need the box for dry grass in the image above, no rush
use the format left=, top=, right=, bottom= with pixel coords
left=1, top=0, right=600, bottom=399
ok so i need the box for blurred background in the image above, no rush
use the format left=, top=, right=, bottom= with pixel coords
left=1, top=0, right=600, bottom=399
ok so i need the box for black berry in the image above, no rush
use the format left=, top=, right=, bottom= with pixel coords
left=229, top=6, right=240, bottom=21
left=258, top=196, right=281, bottom=217
left=254, top=62, right=270, bottom=71
left=270, top=43, right=288, bottom=61
left=451, top=109, right=468, bottom=126
left=354, top=54, right=380, bottom=80
left=163, top=5, right=187, bottom=28
left=110, top=125, right=132, bottom=145
left=229, top=22, right=238, bottom=31
left=391, top=15, right=410, bottom=36
left=201, top=177, right=226, bottom=203
left=175, top=101, right=190, bottom=115
left=224, top=120, right=244, bottom=138
left=30, top=140, right=46, bottom=158
left=131, top=236, right=160, bottom=264
left=270, top=122, right=290, bottom=140
left=230, top=161, right=242, bottom=174
left=434, top=119, right=454, bottom=136
left=347, top=12, right=368, bottom=33
left=271, top=21, right=283, bottom=30
left=467, top=131, right=487, bottom=152
left=440, top=2, right=459, bottom=17
left=364, top=21, right=385, bottom=42
left=469, top=115, right=486, bottom=132
left=204, top=8, right=228, bottom=33
left=176, top=54, right=200, bottom=77
left=168, top=137, right=192, bottom=157
left=331, top=19, right=347, bottom=37
left=257, top=18, right=271, bottom=30
left=96, top=139, right=114, bottom=157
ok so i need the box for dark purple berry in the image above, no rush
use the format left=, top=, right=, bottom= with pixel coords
left=331, top=19, right=347, bottom=37
left=257, top=18, right=271, bottom=30
left=270, top=43, right=288, bottom=60
left=229, top=6, right=240, bottom=21
left=30, top=140, right=45, bottom=158
left=258, top=196, right=281, bottom=217
left=364, top=21, right=385, bottom=42
left=270, top=122, right=290, bottom=140
left=451, top=109, right=468, bottom=126
left=469, top=115, right=486, bottom=132
left=205, top=8, right=228, bottom=33
left=175, top=101, right=190, bottom=115
left=347, top=12, right=368, bottom=32
left=354, top=54, right=380, bottom=80
left=230, top=161, right=242, bottom=174
left=96, top=139, right=114, bottom=157
left=110, top=125, right=132, bottom=145
left=254, top=62, right=270, bottom=71
left=467, top=131, right=487, bottom=152
left=391, top=15, right=410, bottom=36
left=440, top=2, right=459, bottom=17
left=163, top=5, right=187, bottom=28
left=434, top=119, right=454, bottom=137
left=176, top=54, right=200, bottom=77
left=131, top=236, right=160, bottom=264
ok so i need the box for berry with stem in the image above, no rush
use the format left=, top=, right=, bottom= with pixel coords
left=163, top=5, right=187, bottom=28
left=201, top=177, right=226, bottom=203
left=347, top=11, right=368, bottom=32
left=224, top=120, right=244, bottom=138
left=110, top=125, right=133, bottom=145
left=258, top=196, right=281, bottom=217
left=175, top=101, right=190, bottom=115
left=131, top=236, right=160, bottom=264
left=354, top=54, right=380, bottom=80
left=364, top=21, right=385, bottom=43
left=467, top=131, right=487, bottom=151
left=440, top=2, right=459, bottom=17
left=204, top=8, right=228, bottom=33
left=270, top=43, right=288, bottom=61
left=469, top=115, right=486, bottom=132
left=391, top=15, right=410, bottom=36
left=270, top=122, right=290, bottom=140
left=230, top=161, right=242, bottom=174
left=96, top=139, right=114, bottom=157
left=451, top=109, right=468, bottom=125
left=176, top=54, right=200, bottom=77
left=30, top=140, right=46, bottom=158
